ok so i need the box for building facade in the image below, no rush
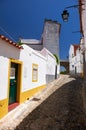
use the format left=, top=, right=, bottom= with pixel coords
left=69, top=44, right=83, bottom=77
left=0, top=35, right=59, bottom=119
left=40, top=48, right=60, bottom=83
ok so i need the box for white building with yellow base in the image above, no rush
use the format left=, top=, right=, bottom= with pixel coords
left=0, top=35, right=58, bottom=119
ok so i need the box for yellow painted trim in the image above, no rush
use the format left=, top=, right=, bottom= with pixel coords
left=10, top=58, right=22, bottom=64
left=20, top=84, right=46, bottom=103
left=0, top=98, right=8, bottom=119
left=32, top=63, right=38, bottom=82
left=17, top=63, right=23, bottom=102
left=8, top=59, right=23, bottom=105
left=7, top=60, right=11, bottom=101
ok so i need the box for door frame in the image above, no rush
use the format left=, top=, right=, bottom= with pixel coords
left=8, top=59, right=22, bottom=106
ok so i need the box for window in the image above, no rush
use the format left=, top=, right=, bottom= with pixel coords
left=72, top=54, right=74, bottom=58
left=72, top=65, right=74, bottom=68
left=32, top=64, right=38, bottom=82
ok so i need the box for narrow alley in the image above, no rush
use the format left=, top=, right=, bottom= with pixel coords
left=15, top=75, right=86, bottom=130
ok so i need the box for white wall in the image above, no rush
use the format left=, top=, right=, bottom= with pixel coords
left=0, top=39, right=20, bottom=59
left=46, top=53, right=56, bottom=75
left=69, top=45, right=75, bottom=74
left=20, top=45, right=46, bottom=92
left=40, top=48, right=58, bottom=83
left=40, top=48, right=57, bottom=75
left=0, top=56, right=9, bottom=100
left=0, top=39, right=20, bottom=100
left=69, top=44, right=83, bottom=76
left=75, top=49, right=83, bottom=74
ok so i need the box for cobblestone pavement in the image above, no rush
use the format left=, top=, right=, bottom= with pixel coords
left=0, top=75, right=68, bottom=130
left=15, top=75, right=86, bottom=130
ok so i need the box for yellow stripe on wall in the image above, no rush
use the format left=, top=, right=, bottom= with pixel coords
left=0, top=85, right=46, bottom=119
left=20, top=84, right=46, bottom=103
left=0, top=98, right=8, bottom=119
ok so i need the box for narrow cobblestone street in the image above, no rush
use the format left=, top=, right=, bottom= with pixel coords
left=15, top=75, right=86, bottom=130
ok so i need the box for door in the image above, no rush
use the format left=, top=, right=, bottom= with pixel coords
left=9, top=63, right=18, bottom=105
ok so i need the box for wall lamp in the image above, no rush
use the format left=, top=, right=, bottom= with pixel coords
left=61, top=4, right=84, bottom=22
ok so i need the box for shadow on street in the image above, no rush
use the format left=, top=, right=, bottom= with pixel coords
left=15, top=78, right=86, bottom=130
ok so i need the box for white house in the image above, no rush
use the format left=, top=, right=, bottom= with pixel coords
left=69, top=44, right=83, bottom=77
left=0, top=35, right=59, bottom=119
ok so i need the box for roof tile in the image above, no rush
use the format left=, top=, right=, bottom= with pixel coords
left=0, top=35, right=23, bottom=49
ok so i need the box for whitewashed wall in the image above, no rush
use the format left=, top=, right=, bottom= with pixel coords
left=0, top=56, right=9, bottom=100
left=46, top=53, right=56, bottom=75
left=40, top=48, right=57, bottom=83
left=69, top=45, right=75, bottom=74
left=75, top=49, right=83, bottom=75
left=20, top=45, right=46, bottom=92
left=69, top=44, right=83, bottom=76
left=0, top=39, right=20, bottom=100
left=0, top=39, right=20, bottom=59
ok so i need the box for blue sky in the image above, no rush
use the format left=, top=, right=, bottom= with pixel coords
left=0, top=0, right=80, bottom=60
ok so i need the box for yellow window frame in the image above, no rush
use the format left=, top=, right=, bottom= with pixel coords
left=32, top=64, right=38, bottom=82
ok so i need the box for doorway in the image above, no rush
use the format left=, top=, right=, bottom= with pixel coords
left=8, top=59, right=22, bottom=110
left=9, top=62, right=18, bottom=104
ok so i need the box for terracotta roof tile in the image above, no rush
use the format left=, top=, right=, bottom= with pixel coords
left=0, top=35, right=23, bottom=49
left=73, top=44, right=80, bottom=56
